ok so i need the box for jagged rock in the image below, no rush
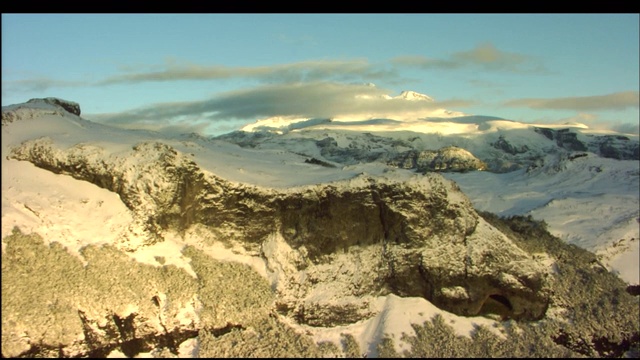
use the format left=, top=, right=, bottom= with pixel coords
left=534, top=127, right=587, bottom=151
left=491, top=135, right=530, bottom=155
left=9, top=139, right=550, bottom=324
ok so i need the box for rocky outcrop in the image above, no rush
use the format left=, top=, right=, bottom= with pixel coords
left=8, top=138, right=550, bottom=325
left=491, top=135, right=530, bottom=155
left=535, top=126, right=640, bottom=160
left=315, top=135, right=391, bottom=164
left=314, top=136, right=487, bottom=173
left=534, top=127, right=587, bottom=152
left=26, top=97, right=81, bottom=116
left=391, top=146, right=487, bottom=173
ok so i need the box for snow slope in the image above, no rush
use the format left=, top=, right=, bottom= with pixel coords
left=444, top=154, right=640, bottom=285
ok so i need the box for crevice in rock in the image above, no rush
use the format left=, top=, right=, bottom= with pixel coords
left=15, top=327, right=203, bottom=358
left=592, top=333, right=640, bottom=358
left=112, top=313, right=137, bottom=342
left=371, top=190, right=389, bottom=241
left=209, top=323, right=246, bottom=337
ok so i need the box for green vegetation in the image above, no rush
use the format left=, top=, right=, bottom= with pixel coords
left=2, top=227, right=199, bottom=357
left=0, top=228, right=352, bottom=358
left=377, top=314, right=578, bottom=358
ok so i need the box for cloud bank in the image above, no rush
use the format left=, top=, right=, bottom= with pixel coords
left=3, top=43, right=546, bottom=94
left=97, top=59, right=396, bottom=86
left=391, top=42, right=547, bottom=73
left=504, top=91, right=639, bottom=111
left=89, top=82, right=472, bottom=130
left=2, top=77, right=88, bottom=93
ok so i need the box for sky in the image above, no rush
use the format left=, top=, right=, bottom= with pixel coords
left=2, top=14, right=639, bottom=136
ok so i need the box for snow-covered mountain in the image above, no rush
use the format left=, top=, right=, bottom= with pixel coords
left=2, top=98, right=639, bottom=358
left=240, top=90, right=467, bottom=133
left=395, top=90, right=436, bottom=102
left=224, top=111, right=640, bottom=286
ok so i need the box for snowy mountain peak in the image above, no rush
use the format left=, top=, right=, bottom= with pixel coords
left=396, top=90, right=435, bottom=102
left=2, top=97, right=82, bottom=126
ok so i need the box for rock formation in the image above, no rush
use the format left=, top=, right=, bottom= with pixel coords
left=8, top=138, right=550, bottom=326
left=26, top=97, right=81, bottom=116
left=390, top=146, right=487, bottom=172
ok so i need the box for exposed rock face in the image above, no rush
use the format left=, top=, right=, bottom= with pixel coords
left=390, top=146, right=487, bottom=173
left=589, top=134, right=640, bottom=160
left=26, top=97, right=81, bottom=116
left=491, top=135, right=530, bottom=155
left=8, top=138, right=550, bottom=325
left=534, top=127, right=587, bottom=152
left=314, top=136, right=487, bottom=173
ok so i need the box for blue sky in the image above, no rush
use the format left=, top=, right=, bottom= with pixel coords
left=2, top=14, right=639, bottom=136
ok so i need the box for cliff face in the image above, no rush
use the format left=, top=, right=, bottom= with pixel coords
left=8, top=138, right=551, bottom=327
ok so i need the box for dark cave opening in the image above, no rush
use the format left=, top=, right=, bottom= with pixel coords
left=479, top=294, right=514, bottom=319
left=489, top=294, right=513, bottom=310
